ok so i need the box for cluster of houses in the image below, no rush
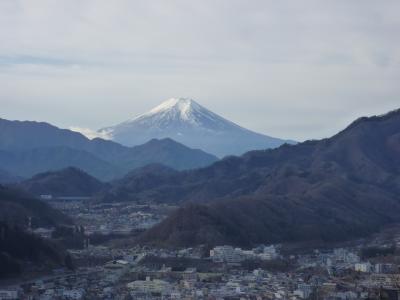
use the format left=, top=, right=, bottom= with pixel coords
left=210, top=245, right=279, bottom=264
left=1, top=242, right=400, bottom=299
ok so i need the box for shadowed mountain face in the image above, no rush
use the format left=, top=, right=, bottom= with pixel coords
left=99, top=98, right=294, bottom=157
left=0, top=118, right=218, bottom=180
left=116, top=138, right=218, bottom=171
left=0, top=185, right=71, bottom=228
left=101, top=164, right=179, bottom=203
left=0, top=186, right=72, bottom=278
left=17, top=167, right=107, bottom=197
left=113, top=109, right=400, bottom=247
left=0, top=168, right=22, bottom=184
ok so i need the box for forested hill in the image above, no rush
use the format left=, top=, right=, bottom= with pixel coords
left=0, top=185, right=71, bottom=228
left=0, top=186, right=73, bottom=278
left=137, top=109, right=400, bottom=247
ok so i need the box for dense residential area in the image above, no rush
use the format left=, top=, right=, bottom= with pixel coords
left=1, top=228, right=400, bottom=299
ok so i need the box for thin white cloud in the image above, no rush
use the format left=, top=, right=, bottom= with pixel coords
left=69, top=126, right=111, bottom=140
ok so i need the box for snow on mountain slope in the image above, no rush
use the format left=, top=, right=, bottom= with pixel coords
left=99, top=98, right=294, bottom=157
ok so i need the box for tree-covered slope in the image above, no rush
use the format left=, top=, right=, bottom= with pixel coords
left=135, top=109, right=400, bottom=246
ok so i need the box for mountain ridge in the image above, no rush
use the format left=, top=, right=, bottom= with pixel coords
left=118, top=108, right=400, bottom=246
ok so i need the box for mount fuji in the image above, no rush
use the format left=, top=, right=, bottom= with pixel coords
left=99, top=98, right=294, bottom=157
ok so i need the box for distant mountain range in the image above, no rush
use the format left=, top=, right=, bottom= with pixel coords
left=0, top=118, right=218, bottom=181
left=100, top=108, right=400, bottom=247
left=99, top=98, right=294, bottom=157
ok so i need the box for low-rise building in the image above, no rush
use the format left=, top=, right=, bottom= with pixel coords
left=127, top=277, right=172, bottom=295
left=0, top=290, right=19, bottom=300
left=259, top=245, right=279, bottom=260
left=210, top=245, right=244, bottom=264
left=355, top=262, right=373, bottom=273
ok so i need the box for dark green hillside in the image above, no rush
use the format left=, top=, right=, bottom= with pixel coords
left=0, top=185, right=71, bottom=228
left=0, top=186, right=73, bottom=278
left=17, top=167, right=107, bottom=197
left=0, top=222, right=67, bottom=279
left=0, top=168, right=22, bottom=184
left=100, top=163, right=179, bottom=203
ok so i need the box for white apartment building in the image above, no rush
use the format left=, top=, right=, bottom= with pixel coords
left=210, top=245, right=244, bottom=264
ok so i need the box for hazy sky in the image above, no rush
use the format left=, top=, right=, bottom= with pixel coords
left=1, top=0, right=399, bottom=141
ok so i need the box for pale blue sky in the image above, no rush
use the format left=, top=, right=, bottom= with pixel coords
left=1, top=0, right=399, bottom=141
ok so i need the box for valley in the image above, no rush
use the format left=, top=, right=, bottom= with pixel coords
left=48, top=198, right=176, bottom=239
left=1, top=107, right=400, bottom=299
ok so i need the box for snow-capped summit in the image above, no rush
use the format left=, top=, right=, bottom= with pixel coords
left=99, top=98, right=294, bottom=157
left=146, top=98, right=199, bottom=120
left=118, top=98, right=243, bottom=131
left=128, top=98, right=215, bottom=126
